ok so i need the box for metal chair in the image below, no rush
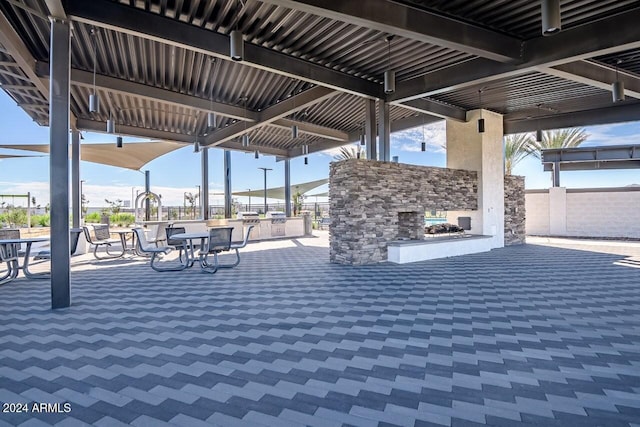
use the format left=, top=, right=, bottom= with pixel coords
left=82, top=225, right=123, bottom=259
left=198, top=227, right=233, bottom=274
left=132, top=228, right=186, bottom=272
left=0, top=229, right=20, bottom=285
left=217, top=225, right=254, bottom=269
left=165, top=226, right=187, bottom=262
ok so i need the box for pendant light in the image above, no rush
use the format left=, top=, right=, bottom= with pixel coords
left=535, top=104, right=543, bottom=143
left=420, top=115, right=426, bottom=152
left=383, top=36, right=395, bottom=94
left=291, top=125, right=299, bottom=139
left=194, top=138, right=200, bottom=153
left=242, top=134, right=250, bottom=147
left=304, top=156, right=308, bottom=165
left=477, top=90, right=485, bottom=134
left=106, top=109, right=115, bottom=134
left=254, top=149, right=259, bottom=159
left=88, top=28, right=99, bottom=113
left=230, top=31, right=244, bottom=62
left=116, top=136, right=123, bottom=148
left=612, top=60, right=625, bottom=103
left=207, top=58, right=217, bottom=129
left=541, top=0, right=562, bottom=36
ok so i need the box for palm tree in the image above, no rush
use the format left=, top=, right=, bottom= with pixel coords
left=333, top=145, right=365, bottom=161
left=504, top=133, right=533, bottom=175
left=526, top=128, right=589, bottom=159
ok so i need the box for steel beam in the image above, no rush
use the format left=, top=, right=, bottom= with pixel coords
left=399, top=98, right=466, bottom=121
left=224, top=150, right=232, bottom=219
left=204, top=86, right=336, bottom=146
left=49, top=17, right=71, bottom=310
left=540, top=60, right=640, bottom=100
left=391, top=9, right=640, bottom=103
left=284, top=159, right=292, bottom=217
left=71, top=129, right=81, bottom=228
left=0, top=8, right=77, bottom=129
left=365, top=98, right=376, bottom=160
left=35, top=63, right=257, bottom=121
left=201, top=147, right=209, bottom=220
left=378, top=99, right=390, bottom=161
left=65, top=0, right=382, bottom=99
left=541, top=145, right=640, bottom=163
left=504, top=102, right=640, bottom=134
left=543, top=160, right=640, bottom=171
left=271, top=118, right=348, bottom=141
left=259, top=0, right=521, bottom=63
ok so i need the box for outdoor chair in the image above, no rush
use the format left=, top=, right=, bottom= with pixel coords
left=132, top=228, right=186, bottom=272
left=198, top=227, right=233, bottom=274
left=146, top=222, right=168, bottom=247
left=216, top=225, right=254, bottom=269
left=0, top=229, right=21, bottom=284
left=33, top=228, right=83, bottom=260
left=165, top=226, right=187, bottom=263
left=82, top=225, right=123, bottom=259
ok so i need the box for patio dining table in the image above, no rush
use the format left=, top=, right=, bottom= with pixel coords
left=169, top=227, right=234, bottom=268
left=0, top=236, right=50, bottom=286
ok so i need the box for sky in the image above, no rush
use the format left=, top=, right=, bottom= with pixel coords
left=1, top=90, right=639, bottom=208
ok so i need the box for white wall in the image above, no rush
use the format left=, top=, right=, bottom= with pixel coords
left=525, top=188, right=640, bottom=239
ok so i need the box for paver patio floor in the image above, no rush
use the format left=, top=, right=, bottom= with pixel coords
left=1, top=234, right=639, bottom=426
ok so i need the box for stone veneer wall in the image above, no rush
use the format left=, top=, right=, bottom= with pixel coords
left=329, top=159, right=478, bottom=265
left=504, top=175, right=526, bottom=245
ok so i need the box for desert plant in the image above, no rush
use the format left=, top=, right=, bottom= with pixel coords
left=84, top=212, right=101, bottom=223
left=526, top=128, right=588, bottom=159
left=333, top=145, right=366, bottom=161
left=504, top=133, right=533, bottom=175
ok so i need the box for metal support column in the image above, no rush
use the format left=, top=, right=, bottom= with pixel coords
left=71, top=130, right=81, bottom=227
left=553, top=162, right=560, bottom=187
left=284, top=159, right=292, bottom=217
left=49, top=17, right=71, bottom=309
left=201, top=147, right=209, bottom=220
left=378, top=99, right=391, bottom=161
left=365, top=99, right=377, bottom=160
left=224, top=150, right=232, bottom=219
left=144, top=170, right=150, bottom=220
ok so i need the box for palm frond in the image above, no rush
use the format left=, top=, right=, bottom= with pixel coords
left=333, top=145, right=366, bottom=161
left=527, top=128, right=589, bottom=159
left=504, top=133, right=533, bottom=175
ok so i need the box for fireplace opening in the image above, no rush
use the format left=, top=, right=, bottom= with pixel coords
left=397, top=211, right=423, bottom=240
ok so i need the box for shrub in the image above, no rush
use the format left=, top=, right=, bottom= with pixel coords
left=84, top=212, right=101, bottom=223
left=29, top=214, right=50, bottom=227
left=6, top=208, right=27, bottom=227
left=110, top=213, right=135, bottom=226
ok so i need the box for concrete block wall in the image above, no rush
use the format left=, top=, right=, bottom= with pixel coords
left=504, top=175, right=526, bottom=245
left=329, top=159, right=478, bottom=265
left=525, top=187, right=640, bottom=239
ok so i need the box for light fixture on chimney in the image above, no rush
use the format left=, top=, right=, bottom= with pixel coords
left=477, top=89, right=485, bottom=134
left=541, top=0, right=561, bottom=36
left=383, top=35, right=395, bottom=94
left=88, top=28, right=99, bottom=114
left=612, top=59, right=625, bottom=103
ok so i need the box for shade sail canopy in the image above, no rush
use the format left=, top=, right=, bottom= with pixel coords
left=0, top=154, right=43, bottom=159
left=0, top=141, right=185, bottom=171
left=233, top=178, right=328, bottom=200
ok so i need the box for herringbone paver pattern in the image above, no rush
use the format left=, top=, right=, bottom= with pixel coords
left=1, top=237, right=639, bottom=426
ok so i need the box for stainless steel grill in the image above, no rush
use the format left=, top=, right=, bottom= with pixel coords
left=238, top=212, right=261, bottom=240
left=266, top=212, right=287, bottom=237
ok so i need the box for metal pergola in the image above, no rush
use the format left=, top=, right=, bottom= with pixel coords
left=1, top=0, right=640, bottom=308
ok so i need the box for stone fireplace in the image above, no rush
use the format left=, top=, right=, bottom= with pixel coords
left=397, top=211, right=423, bottom=240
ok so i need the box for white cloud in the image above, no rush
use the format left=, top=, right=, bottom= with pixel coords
left=392, top=121, right=446, bottom=153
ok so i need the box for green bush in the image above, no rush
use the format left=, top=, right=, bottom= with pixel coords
left=30, top=214, right=50, bottom=227
left=110, top=213, right=135, bottom=226
left=6, top=208, right=27, bottom=227
left=84, top=212, right=101, bottom=223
